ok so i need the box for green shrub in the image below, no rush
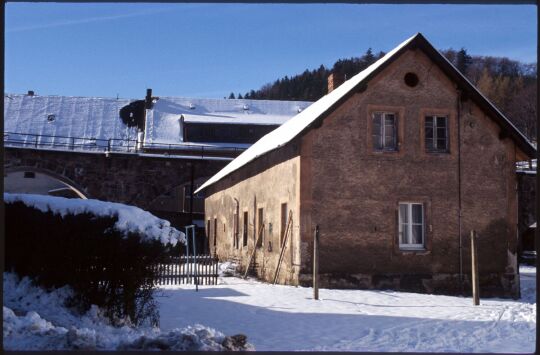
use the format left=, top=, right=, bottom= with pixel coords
left=5, top=201, right=172, bottom=326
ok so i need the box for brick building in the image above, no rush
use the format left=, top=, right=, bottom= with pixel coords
left=196, top=33, right=535, bottom=298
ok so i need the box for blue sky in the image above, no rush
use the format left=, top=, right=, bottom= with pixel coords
left=5, top=3, right=537, bottom=99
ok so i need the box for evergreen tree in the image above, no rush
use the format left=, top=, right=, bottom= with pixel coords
left=236, top=45, right=535, bottom=140
left=363, top=48, right=375, bottom=65
left=456, top=48, right=472, bottom=75
left=228, top=92, right=236, bottom=99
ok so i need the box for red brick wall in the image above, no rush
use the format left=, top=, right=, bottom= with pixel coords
left=204, top=48, right=523, bottom=297
left=299, top=48, right=521, bottom=297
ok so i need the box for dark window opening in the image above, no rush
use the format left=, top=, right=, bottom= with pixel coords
left=404, top=72, right=419, bottom=87
left=206, top=220, right=211, bottom=252
left=213, top=218, right=217, bottom=248
left=184, top=123, right=279, bottom=144
left=233, top=211, right=239, bottom=249
left=280, top=203, right=288, bottom=247
left=256, top=208, right=264, bottom=248
left=243, top=211, right=248, bottom=247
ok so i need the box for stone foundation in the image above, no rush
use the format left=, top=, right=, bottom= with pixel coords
left=298, top=271, right=519, bottom=298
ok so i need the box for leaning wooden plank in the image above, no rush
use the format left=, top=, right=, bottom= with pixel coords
left=243, top=222, right=265, bottom=279
left=273, top=211, right=293, bottom=285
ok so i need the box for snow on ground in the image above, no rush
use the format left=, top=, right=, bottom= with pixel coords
left=157, top=265, right=536, bottom=352
left=4, top=264, right=535, bottom=351
left=4, top=193, right=184, bottom=246
left=3, top=272, right=253, bottom=351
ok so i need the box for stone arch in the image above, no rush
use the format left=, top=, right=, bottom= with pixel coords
left=4, top=166, right=89, bottom=199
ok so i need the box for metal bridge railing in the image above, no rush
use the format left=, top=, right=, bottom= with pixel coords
left=3, top=131, right=246, bottom=158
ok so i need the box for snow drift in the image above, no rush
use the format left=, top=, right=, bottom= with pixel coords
left=3, top=273, right=254, bottom=351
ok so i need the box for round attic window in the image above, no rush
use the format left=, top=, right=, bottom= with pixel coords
left=404, top=72, right=419, bottom=87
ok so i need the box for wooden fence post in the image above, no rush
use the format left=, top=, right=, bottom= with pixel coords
left=471, top=230, right=480, bottom=306
left=313, top=225, right=319, bottom=300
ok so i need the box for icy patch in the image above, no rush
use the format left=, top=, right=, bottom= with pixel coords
left=4, top=193, right=185, bottom=246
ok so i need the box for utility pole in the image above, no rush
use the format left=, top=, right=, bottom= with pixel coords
left=471, top=230, right=480, bottom=305
left=313, top=225, right=319, bottom=300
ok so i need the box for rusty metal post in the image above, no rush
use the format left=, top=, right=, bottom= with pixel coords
left=471, top=230, right=480, bottom=306
left=313, top=225, right=319, bottom=300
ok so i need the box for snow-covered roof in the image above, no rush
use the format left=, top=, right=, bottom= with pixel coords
left=4, top=94, right=138, bottom=147
left=196, top=33, right=536, bottom=193
left=4, top=94, right=312, bottom=153
left=144, top=97, right=312, bottom=146
left=195, top=34, right=416, bottom=193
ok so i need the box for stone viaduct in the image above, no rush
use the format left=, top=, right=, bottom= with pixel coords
left=4, top=146, right=229, bottom=227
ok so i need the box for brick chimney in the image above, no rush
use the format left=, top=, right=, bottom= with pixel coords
left=145, top=88, right=153, bottom=109
left=327, top=72, right=345, bottom=93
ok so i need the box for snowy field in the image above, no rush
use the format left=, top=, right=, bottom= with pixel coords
left=157, top=265, right=536, bottom=352
left=3, top=264, right=536, bottom=351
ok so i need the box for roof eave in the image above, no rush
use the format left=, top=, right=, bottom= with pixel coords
left=412, top=34, right=536, bottom=159
left=196, top=33, right=536, bottom=193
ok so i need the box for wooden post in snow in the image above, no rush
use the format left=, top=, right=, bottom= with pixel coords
left=313, top=225, right=320, bottom=300
left=471, top=230, right=480, bottom=306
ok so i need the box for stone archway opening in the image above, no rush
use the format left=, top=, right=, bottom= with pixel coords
left=4, top=168, right=88, bottom=199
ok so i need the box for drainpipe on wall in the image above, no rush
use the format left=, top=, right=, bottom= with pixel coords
left=457, top=89, right=463, bottom=294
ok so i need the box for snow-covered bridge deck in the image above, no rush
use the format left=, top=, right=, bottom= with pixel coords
left=4, top=131, right=246, bottom=160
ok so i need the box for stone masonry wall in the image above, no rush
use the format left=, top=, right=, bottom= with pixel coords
left=4, top=147, right=227, bottom=212
left=204, top=142, right=302, bottom=285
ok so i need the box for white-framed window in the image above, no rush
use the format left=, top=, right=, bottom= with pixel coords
left=372, top=112, right=398, bottom=151
left=398, top=203, right=425, bottom=249
left=425, top=116, right=449, bottom=152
